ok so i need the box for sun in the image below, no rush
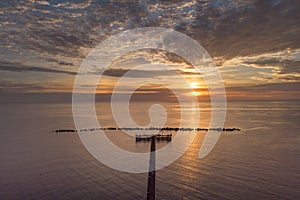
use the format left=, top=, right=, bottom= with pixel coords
left=188, top=82, right=202, bottom=96
left=189, top=82, right=199, bottom=89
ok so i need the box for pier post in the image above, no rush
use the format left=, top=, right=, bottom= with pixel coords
left=147, top=136, right=156, bottom=200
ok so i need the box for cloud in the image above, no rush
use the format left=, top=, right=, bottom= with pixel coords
left=1, top=0, right=299, bottom=96
left=0, top=81, right=46, bottom=92
left=2, top=0, right=299, bottom=63
left=244, top=58, right=300, bottom=74
left=114, top=50, right=192, bottom=67
left=101, top=68, right=183, bottom=78
left=220, top=49, right=300, bottom=84
left=0, top=61, right=77, bottom=75
left=48, top=0, right=93, bottom=10
left=46, top=58, right=74, bottom=66
left=228, top=82, right=300, bottom=92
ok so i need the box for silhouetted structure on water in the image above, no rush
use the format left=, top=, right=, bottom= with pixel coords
left=53, top=127, right=241, bottom=133
left=135, top=134, right=172, bottom=142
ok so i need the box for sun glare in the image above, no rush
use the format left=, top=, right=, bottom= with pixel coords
left=189, top=82, right=199, bottom=89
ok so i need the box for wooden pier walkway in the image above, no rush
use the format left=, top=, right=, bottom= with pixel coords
left=147, top=136, right=156, bottom=200
left=135, top=134, right=172, bottom=142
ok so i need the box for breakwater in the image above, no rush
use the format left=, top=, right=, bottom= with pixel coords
left=53, top=127, right=241, bottom=133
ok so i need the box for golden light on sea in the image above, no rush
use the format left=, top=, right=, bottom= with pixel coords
left=189, top=91, right=202, bottom=96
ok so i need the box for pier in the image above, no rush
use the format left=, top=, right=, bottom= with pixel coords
left=147, top=136, right=156, bottom=200
left=135, top=134, right=172, bottom=142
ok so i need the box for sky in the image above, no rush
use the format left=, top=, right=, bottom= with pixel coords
left=0, top=0, right=300, bottom=102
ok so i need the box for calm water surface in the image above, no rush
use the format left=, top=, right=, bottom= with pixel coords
left=0, top=101, right=299, bottom=199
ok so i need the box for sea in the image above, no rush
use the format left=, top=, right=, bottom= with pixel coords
left=1, top=101, right=299, bottom=199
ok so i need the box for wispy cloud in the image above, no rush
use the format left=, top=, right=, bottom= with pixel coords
left=219, top=49, right=300, bottom=85
left=102, top=68, right=179, bottom=78
left=0, top=61, right=77, bottom=75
